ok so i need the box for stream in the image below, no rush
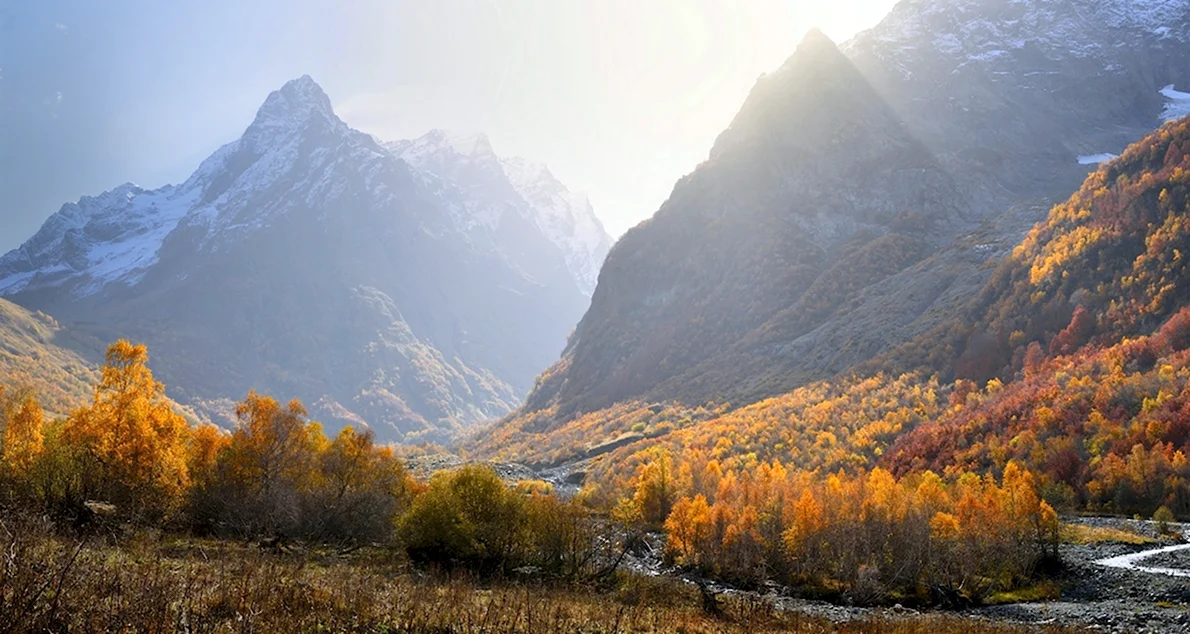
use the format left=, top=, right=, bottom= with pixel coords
left=1094, top=541, right=1190, bottom=578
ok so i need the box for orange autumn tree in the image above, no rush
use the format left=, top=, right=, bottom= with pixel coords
left=313, top=425, right=413, bottom=540
left=226, top=392, right=322, bottom=494
left=63, top=340, right=190, bottom=517
left=2, top=393, right=45, bottom=474
left=187, top=424, right=230, bottom=489
left=664, top=494, right=713, bottom=565
left=631, top=448, right=678, bottom=527
left=200, top=391, right=325, bottom=536
left=184, top=423, right=231, bottom=529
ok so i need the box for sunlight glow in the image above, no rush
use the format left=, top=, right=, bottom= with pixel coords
left=335, top=0, right=900, bottom=237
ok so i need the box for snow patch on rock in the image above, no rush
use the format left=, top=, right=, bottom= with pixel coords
left=1078, top=153, right=1118, bottom=165
left=1161, top=84, right=1190, bottom=122
left=0, top=182, right=198, bottom=296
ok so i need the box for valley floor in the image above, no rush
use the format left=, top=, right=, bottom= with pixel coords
left=0, top=514, right=1075, bottom=634
left=8, top=511, right=1190, bottom=633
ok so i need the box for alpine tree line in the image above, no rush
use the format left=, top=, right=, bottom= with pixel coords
left=0, top=340, right=1057, bottom=602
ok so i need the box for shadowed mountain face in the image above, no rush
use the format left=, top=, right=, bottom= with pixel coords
left=521, top=30, right=964, bottom=419
left=511, top=0, right=1190, bottom=431
left=0, top=77, right=609, bottom=443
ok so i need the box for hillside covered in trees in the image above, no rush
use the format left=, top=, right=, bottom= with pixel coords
left=474, top=117, right=1190, bottom=525
left=0, top=298, right=99, bottom=417
left=880, top=117, right=1190, bottom=384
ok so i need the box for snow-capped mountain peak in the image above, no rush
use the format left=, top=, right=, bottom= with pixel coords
left=0, top=74, right=610, bottom=307
left=249, top=74, right=336, bottom=131
left=499, top=156, right=610, bottom=295
left=0, top=76, right=373, bottom=298
left=386, top=130, right=611, bottom=296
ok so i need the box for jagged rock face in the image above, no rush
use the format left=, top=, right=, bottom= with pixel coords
left=0, top=76, right=604, bottom=443
left=846, top=0, right=1190, bottom=206
left=518, top=0, right=1190, bottom=424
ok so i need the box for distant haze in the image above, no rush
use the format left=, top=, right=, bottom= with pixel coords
left=0, top=0, right=898, bottom=253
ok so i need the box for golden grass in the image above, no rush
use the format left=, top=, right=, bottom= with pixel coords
left=984, top=581, right=1064, bottom=605
left=1060, top=523, right=1156, bottom=546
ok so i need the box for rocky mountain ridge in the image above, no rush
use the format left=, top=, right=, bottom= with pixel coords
left=386, top=130, right=610, bottom=296
left=0, top=76, right=607, bottom=443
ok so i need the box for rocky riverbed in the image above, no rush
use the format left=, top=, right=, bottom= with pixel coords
left=648, top=517, right=1190, bottom=633
left=968, top=518, right=1190, bottom=632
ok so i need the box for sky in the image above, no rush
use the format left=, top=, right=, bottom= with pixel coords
left=0, top=0, right=900, bottom=253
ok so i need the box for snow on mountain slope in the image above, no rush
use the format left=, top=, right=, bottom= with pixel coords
left=0, top=182, right=198, bottom=297
left=1078, top=153, right=1118, bottom=165
left=500, top=157, right=611, bottom=296
left=854, top=0, right=1189, bottom=62
left=385, top=130, right=508, bottom=232
left=1163, top=84, right=1190, bottom=121
left=387, top=130, right=611, bottom=296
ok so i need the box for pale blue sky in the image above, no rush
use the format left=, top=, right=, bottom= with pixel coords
left=0, top=0, right=899, bottom=252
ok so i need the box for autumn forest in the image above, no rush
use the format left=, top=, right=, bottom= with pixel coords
left=5, top=3, right=1190, bottom=630
left=0, top=117, right=1187, bottom=634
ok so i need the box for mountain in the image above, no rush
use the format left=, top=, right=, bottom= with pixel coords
left=385, top=131, right=611, bottom=296
left=514, top=29, right=966, bottom=420
left=844, top=0, right=1190, bottom=196
left=0, top=76, right=603, bottom=443
left=0, top=298, right=97, bottom=417
left=480, top=0, right=1190, bottom=459
left=474, top=113, right=1190, bottom=513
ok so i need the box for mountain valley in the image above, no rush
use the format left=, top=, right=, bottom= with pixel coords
left=4, top=2, right=1190, bottom=631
